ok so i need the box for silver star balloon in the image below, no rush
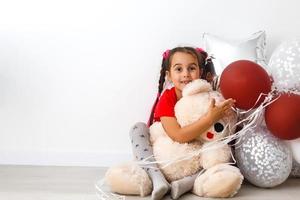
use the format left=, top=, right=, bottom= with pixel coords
left=235, top=125, right=292, bottom=187
left=203, top=31, right=267, bottom=76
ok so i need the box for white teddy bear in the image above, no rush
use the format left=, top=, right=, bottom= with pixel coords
left=105, top=79, right=243, bottom=198
left=150, top=79, right=243, bottom=197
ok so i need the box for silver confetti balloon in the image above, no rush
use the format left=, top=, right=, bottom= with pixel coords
left=235, top=125, right=292, bottom=188
left=291, top=159, right=300, bottom=178
left=268, top=39, right=300, bottom=92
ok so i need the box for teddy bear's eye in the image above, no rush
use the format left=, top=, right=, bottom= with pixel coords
left=214, top=122, right=224, bottom=133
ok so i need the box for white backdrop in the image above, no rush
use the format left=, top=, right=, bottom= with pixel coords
left=0, top=0, right=300, bottom=166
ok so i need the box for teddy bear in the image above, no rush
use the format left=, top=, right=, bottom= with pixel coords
left=149, top=79, right=243, bottom=197
left=105, top=79, right=243, bottom=198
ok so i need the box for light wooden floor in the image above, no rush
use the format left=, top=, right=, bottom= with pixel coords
left=0, top=165, right=299, bottom=200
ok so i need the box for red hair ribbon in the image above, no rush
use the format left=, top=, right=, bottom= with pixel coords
left=162, top=49, right=170, bottom=60
left=195, top=47, right=205, bottom=53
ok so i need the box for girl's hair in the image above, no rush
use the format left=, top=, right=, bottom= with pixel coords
left=147, top=46, right=216, bottom=127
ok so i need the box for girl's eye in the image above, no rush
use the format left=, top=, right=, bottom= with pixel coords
left=175, top=67, right=182, bottom=72
left=188, top=65, right=197, bottom=71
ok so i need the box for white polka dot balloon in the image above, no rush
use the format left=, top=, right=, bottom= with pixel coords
left=235, top=125, right=292, bottom=188
left=268, top=39, right=300, bottom=92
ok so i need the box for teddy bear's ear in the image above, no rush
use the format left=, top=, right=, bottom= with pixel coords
left=182, top=79, right=212, bottom=97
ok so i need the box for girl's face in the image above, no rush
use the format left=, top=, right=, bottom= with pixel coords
left=167, top=52, right=202, bottom=97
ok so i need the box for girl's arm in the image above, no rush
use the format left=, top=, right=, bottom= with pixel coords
left=161, top=98, right=235, bottom=143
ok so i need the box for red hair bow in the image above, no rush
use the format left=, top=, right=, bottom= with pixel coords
left=162, top=49, right=170, bottom=60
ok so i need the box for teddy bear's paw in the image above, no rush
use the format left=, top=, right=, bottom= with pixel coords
left=105, top=162, right=153, bottom=197
left=193, top=164, right=243, bottom=198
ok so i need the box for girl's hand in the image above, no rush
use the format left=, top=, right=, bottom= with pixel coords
left=206, top=98, right=235, bottom=124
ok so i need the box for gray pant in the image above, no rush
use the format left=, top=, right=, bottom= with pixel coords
left=129, top=122, right=197, bottom=199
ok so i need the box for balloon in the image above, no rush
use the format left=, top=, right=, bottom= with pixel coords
left=285, top=138, right=300, bottom=164
left=203, top=31, right=267, bottom=75
left=268, top=39, right=300, bottom=91
left=286, top=139, right=300, bottom=177
left=265, top=93, right=300, bottom=140
left=220, top=60, right=272, bottom=110
left=235, top=125, right=292, bottom=188
left=291, top=159, right=300, bottom=178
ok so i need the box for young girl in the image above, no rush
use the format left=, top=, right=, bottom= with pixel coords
left=129, top=47, right=235, bottom=199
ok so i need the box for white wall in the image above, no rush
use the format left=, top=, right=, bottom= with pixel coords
left=0, top=0, right=300, bottom=166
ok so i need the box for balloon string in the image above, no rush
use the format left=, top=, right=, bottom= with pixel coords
left=103, top=90, right=280, bottom=176
left=95, top=178, right=126, bottom=200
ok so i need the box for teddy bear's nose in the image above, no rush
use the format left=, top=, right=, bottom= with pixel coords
left=214, top=122, right=224, bottom=132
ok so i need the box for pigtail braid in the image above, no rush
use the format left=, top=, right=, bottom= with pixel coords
left=158, top=63, right=167, bottom=94
left=147, top=59, right=168, bottom=127
left=206, top=57, right=219, bottom=90
left=198, top=51, right=216, bottom=82
left=198, top=51, right=208, bottom=79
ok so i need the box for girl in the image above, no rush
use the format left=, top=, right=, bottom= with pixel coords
left=129, top=47, right=234, bottom=199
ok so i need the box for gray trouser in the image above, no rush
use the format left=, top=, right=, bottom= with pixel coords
left=129, top=122, right=197, bottom=199
left=129, top=122, right=160, bottom=173
left=129, top=122, right=170, bottom=200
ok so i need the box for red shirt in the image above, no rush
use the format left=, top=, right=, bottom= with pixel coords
left=154, top=87, right=178, bottom=122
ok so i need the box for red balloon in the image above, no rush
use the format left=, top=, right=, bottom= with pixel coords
left=265, top=93, right=300, bottom=140
left=220, top=60, right=272, bottom=110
